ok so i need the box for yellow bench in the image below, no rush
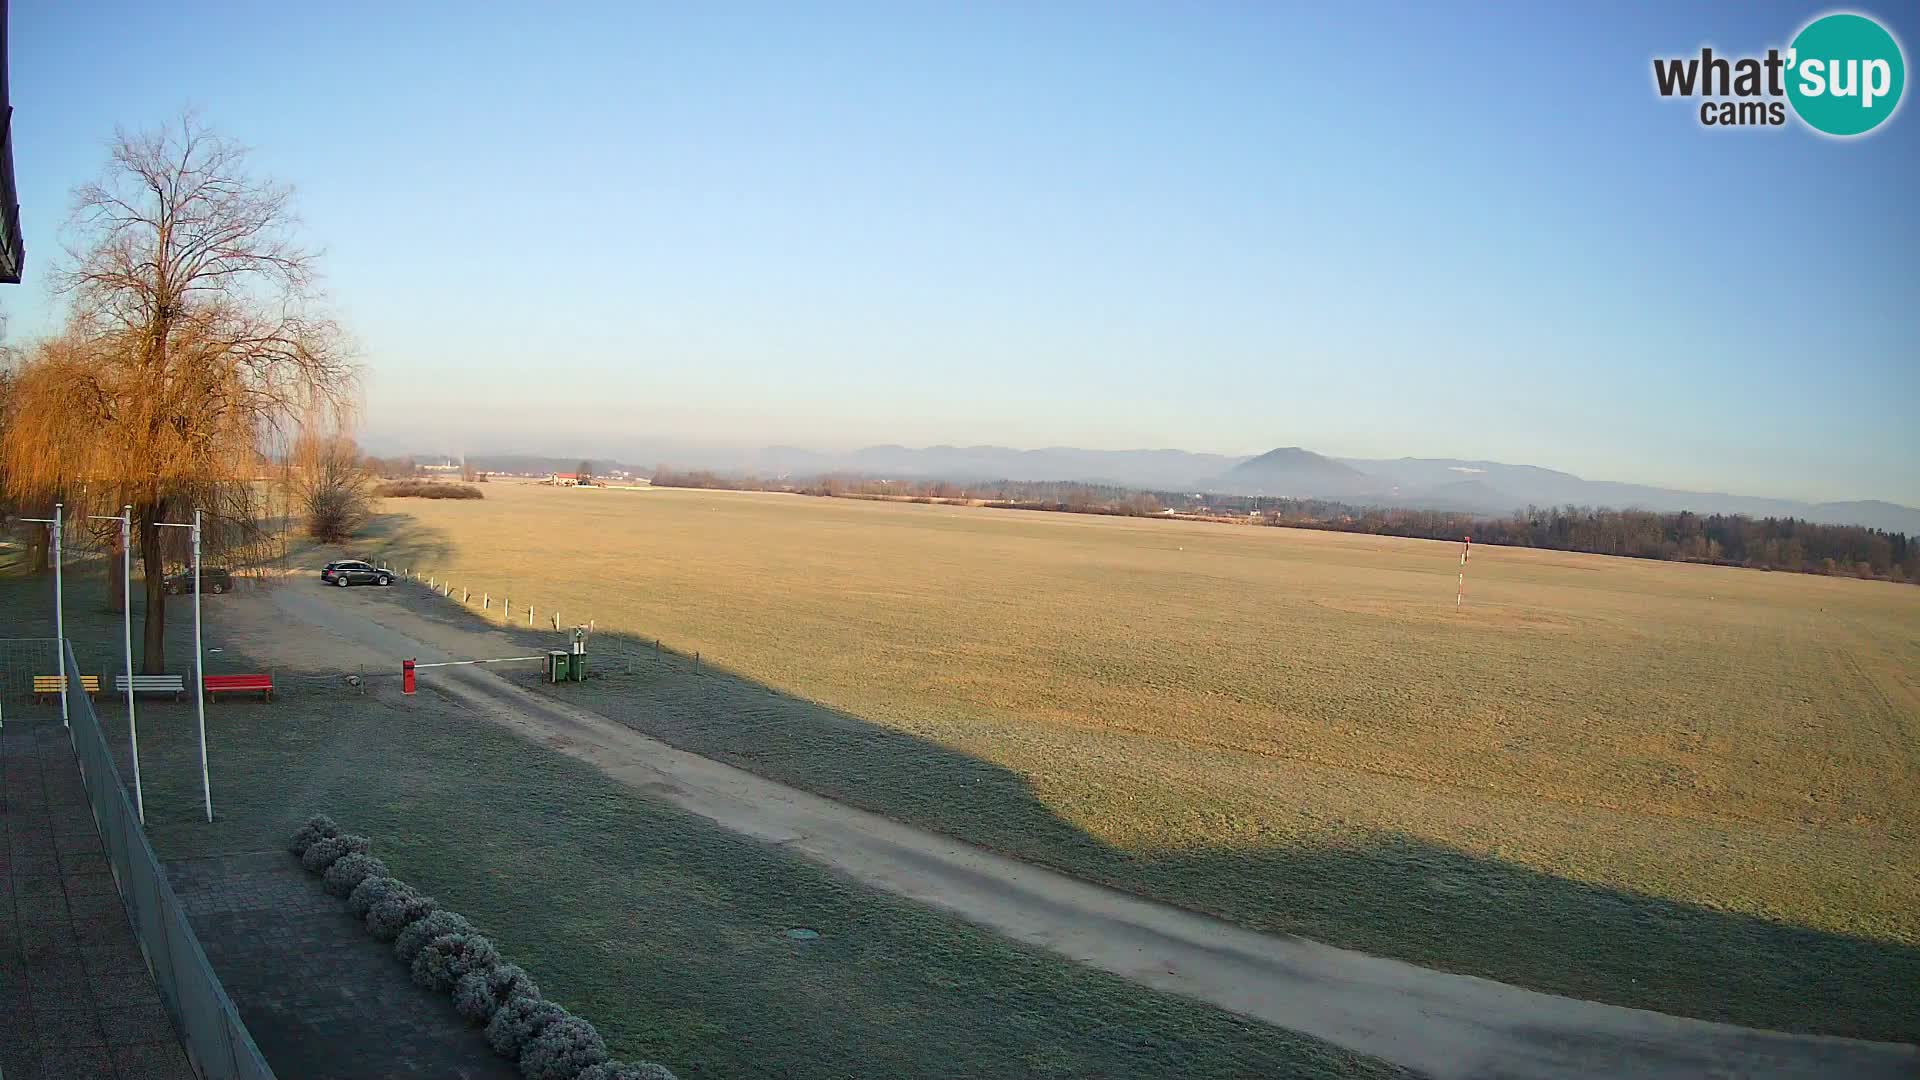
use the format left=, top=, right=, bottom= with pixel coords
left=33, top=674, right=100, bottom=703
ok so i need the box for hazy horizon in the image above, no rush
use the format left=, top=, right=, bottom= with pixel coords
left=365, top=432, right=1920, bottom=511
left=8, top=2, right=1917, bottom=505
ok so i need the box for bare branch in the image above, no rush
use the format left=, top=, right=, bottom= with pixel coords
left=5, top=111, right=359, bottom=670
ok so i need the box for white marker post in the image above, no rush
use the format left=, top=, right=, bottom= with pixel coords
left=158, top=511, right=213, bottom=821
left=1456, top=535, right=1472, bottom=610
left=20, top=504, right=67, bottom=726
left=91, top=506, right=144, bottom=823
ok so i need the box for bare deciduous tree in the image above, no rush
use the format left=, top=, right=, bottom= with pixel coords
left=287, top=429, right=373, bottom=543
left=1, top=113, right=355, bottom=670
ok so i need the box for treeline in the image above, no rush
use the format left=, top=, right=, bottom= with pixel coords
left=645, top=468, right=1917, bottom=583
left=648, top=469, right=766, bottom=492
left=649, top=469, right=1168, bottom=515
left=1210, top=498, right=1915, bottom=582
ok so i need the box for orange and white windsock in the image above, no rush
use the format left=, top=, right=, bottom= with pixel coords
left=1456, top=536, right=1472, bottom=609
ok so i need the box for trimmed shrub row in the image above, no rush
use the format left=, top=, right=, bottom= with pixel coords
left=288, top=815, right=674, bottom=1080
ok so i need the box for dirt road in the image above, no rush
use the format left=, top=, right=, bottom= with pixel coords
left=228, top=581, right=1916, bottom=1080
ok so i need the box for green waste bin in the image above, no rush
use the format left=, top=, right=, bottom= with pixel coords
left=547, top=650, right=571, bottom=683
left=570, top=653, right=586, bottom=682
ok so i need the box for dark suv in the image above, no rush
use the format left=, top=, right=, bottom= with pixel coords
left=321, top=560, right=393, bottom=587
left=163, top=567, right=233, bottom=595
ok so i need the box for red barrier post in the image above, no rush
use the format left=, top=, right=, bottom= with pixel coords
left=403, top=658, right=416, bottom=695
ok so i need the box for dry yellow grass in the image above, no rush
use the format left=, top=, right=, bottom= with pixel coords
left=364, top=480, right=1920, bottom=1038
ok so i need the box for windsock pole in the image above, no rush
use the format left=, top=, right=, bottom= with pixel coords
left=1456, top=536, right=1472, bottom=610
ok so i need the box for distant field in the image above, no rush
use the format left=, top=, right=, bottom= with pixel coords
left=364, top=482, right=1916, bottom=1038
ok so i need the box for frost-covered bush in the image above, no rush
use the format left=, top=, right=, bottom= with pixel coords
left=453, top=963, right=540, bottom=1024
left=347, top=874, right=402, bottom=919
left=394, top=909, right=476, bottom=965
left=287, top=814, right=340, bottom=856
left=322, top=853, right=388, bottom=897
left=300, top=833, right=370, bottom=874
left=578, top=1063, right=678, bottom=1080
left=366, top=886, right=437, bottom=942
left=485, top=995, right=567, bottom=1059
left=412, top=932, right=499, bottom=992
left=519, top=1015, right=608, bottom=1080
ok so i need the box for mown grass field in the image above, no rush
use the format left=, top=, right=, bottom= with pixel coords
left=365, top=481, right=1920, bottom=1040
left=0, top=572, right=1406, bottom=1080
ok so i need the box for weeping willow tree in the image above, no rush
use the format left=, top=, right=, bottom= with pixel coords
left=0, top=114, right=354, bottom=671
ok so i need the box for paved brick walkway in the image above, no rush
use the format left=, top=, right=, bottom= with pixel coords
left=166, top=851, right=518, bottom=1080
left=0, top=719, right=195, bottom=1080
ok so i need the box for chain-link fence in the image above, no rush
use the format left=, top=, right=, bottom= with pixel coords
left=0, top=636, right=130, bottom=697
left=62, top=638, right=277, bottom=1080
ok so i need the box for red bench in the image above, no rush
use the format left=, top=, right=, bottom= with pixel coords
left=203, top=673, right=274, bottom=702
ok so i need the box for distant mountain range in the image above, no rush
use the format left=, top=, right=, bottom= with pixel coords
left=449, top=444, right=1920, bottom=534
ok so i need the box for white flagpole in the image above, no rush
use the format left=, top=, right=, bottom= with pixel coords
left=193, top=508, right=210, bottom=822
left=1456, top=535, right=1472, bottom=610
left=91, top=506, right=144, bottom=823
left=157, top=510, right=214, bottom=821
left=54, top=503, right=66, bottom=726
left=20, top=505, right=68, bottom=725
left=128, top=507, right=146, bottom=823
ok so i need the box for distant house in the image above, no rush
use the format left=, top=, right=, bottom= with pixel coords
left=548, top=473, right=578, bottom=486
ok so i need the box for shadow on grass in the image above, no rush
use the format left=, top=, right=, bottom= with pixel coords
left=18, top=572, right=1412, bottom=1080
left=382, top=599, right=1919, bottom=1045
left=336, top=514, right=456, bottom=572
left=12, top=557, right=1920, bottom=1050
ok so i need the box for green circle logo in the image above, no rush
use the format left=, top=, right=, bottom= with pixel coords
left=1787, top=13, right=1905, bottom=136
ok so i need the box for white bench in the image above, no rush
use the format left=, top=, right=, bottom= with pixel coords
left=114, top=673, right=187, bottom=701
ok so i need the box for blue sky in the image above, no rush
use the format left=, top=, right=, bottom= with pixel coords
left=6, top=2, right=1917, bottom=503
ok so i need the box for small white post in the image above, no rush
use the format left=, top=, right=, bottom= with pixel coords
left=483, top=593, right=490, bottom=610
left=528, top=604, right=535, bottom=627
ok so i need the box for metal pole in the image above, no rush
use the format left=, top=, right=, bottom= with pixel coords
left=193, top=508, right=211, bottom=822
left=1456, top=535, right=1472, bottom=611
left=125, top=506, right=144, bottom=823
left=54, top=502, right=67, bottom=726
left=92, top=507, right=144, bottom=823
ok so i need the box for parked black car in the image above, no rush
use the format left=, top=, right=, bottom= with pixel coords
left=163, top=567, right=233, bottom=595
left=321, top=560, right=392, bottom=587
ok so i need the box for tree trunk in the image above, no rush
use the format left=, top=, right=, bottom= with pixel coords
left=138, top=509, right=169, bottom=674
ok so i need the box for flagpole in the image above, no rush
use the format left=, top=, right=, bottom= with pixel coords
left=193, top=508, right=210, bottom=821
left=1456, top=535, right=1472, bottom=609
left=157, top=511, right=213, bottom=822
left=91, top=507, right=144, bottom=823
left=20, top=505, right=68, bottom=726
